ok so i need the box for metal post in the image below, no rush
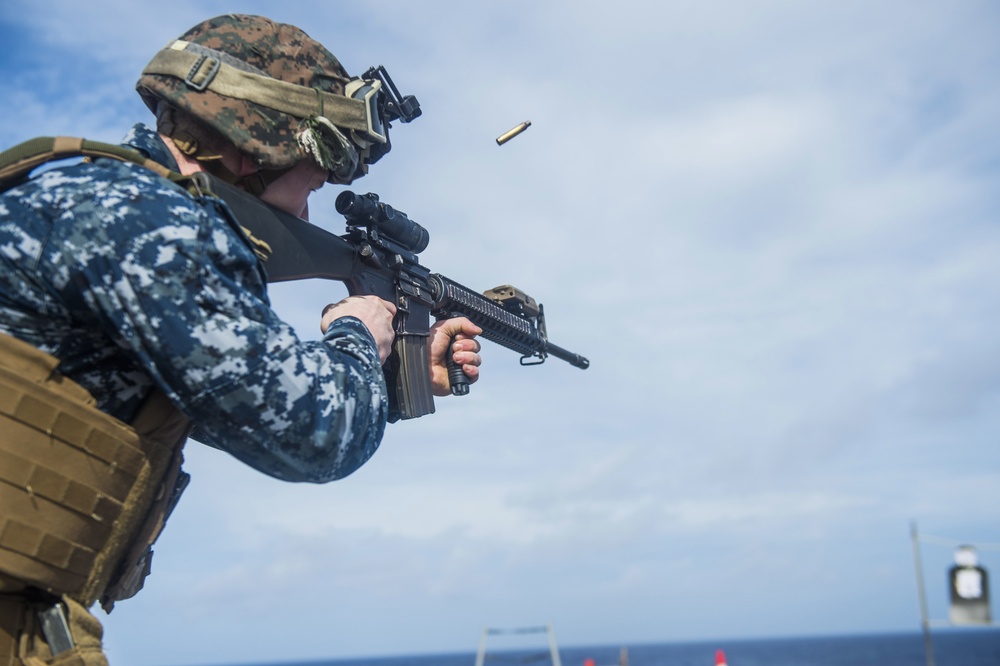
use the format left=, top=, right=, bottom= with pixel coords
left=546, top=624, right=562, bottom=666
left=911, top=522, right=936, bottom=666
left=474, top=627, right=489, bottom=666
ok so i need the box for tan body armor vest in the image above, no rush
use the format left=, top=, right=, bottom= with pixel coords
left=0, top=332, right=192, bottom=609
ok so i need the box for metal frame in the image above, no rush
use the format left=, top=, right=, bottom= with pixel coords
left=910, top=522, right=1000, bottom=666
left=474, top=624, right=562, bottom=666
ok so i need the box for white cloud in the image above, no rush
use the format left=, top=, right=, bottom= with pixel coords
left=3, top=1, right=1000, bottom=664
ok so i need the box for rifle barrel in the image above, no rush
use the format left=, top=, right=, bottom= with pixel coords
left=544, top=342, right=590, bottom=369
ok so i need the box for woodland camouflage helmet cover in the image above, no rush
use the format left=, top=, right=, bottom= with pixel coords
left=137, top=14, right=373, bottom=183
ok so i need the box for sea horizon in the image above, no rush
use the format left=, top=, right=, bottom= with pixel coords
left=187, top=627, right=1000, bottom=666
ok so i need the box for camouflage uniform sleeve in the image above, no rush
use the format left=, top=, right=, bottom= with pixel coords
left=42, top=162, right=387, bottom=483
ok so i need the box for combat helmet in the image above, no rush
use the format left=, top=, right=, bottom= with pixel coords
left=137, top=14, right=419, bottom=187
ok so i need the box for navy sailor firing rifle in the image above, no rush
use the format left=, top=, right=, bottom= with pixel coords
left=0, top=13, right=587, bottom=666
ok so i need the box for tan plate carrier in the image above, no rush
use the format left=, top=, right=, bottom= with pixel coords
left=0, top=331, right=191, bottom=609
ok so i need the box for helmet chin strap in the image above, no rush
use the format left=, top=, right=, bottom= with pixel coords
left=233, top=166, right=294, bottom=197
left=168, top=133, right=292, bottom=197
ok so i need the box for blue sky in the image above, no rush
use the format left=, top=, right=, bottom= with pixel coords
left=2, top=2, right=999, bottom=665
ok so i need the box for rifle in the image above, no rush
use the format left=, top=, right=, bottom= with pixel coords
left=188, top=172, right=590, bottom=422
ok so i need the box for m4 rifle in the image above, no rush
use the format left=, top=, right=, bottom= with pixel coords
left=189, top=172, right=590, bottom=422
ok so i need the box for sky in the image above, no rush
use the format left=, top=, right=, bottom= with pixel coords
left=1, top=1, right=999, bottom=665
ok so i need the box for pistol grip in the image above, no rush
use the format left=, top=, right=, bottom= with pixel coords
left=448, top=335, right=471, bottom=396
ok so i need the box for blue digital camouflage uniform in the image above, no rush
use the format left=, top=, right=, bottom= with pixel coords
left=0, top=123, right=387, bottom=482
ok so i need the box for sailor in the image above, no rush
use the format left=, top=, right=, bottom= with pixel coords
left=0, top=14, right=481, bottom=665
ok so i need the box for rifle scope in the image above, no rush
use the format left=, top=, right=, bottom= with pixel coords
left=335, top=191, right=430, bottom=254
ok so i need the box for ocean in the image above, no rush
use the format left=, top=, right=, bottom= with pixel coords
left=225, top=630, right=1000, bottom=666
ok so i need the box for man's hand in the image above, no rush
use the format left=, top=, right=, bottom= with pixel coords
left=321, top=295, right=397, bottom=363
left=428, top=317, right=483, bottom=396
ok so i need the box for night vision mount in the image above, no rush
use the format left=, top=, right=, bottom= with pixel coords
left=362, top=65, right=422, bottom=124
